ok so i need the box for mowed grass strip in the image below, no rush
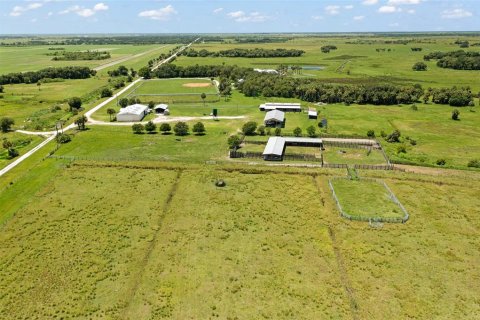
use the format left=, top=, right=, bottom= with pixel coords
left=134, top=78, right=218, bottom=95
left=330, top=178, right=405, bottom=219
left=124, top=170, right=351, bottom=319
left=0, top=166, right=178, bottom=319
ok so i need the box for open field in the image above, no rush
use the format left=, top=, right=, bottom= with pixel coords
left=0, top=44, right=174, bottom=74
left=133, top=78, right=217, bottom=95
left=0, top=161, right=479, bottom=318
left=322, top=147, right=387, bottom=165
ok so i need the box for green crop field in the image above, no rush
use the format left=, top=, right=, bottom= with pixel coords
left=133, top=78, right=217, bottom=95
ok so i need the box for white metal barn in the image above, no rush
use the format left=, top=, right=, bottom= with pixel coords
left=117, top=104, right=149, bottom=122
left=264, top=110, right=286, bottom=128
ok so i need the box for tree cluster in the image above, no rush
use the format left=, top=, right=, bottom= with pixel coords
left=411, top=47, right=423, bottom=51
left=429, top=87, right=474, bottom=107
left=423, top=50, right=480, bottom=70
left=181, top=48, right=305, bottom=58
left=321, top=45, right=337, bottom=53
left=151, top=64, right=253, bottom=80
left=0, top=66, right=96, bottom=85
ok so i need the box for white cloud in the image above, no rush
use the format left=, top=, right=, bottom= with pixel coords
left=344, top=5, right=354, bottom=10
left=10, top=2, right=43, bottom=17
left=59, top=2, right=109, bottom=18
left=312, top=15, right=324, bottom=20
left=93, top=3, right=108, bottom=11
left=353, top=15, right=365, bottom=21
left=388, top=0, right=421, bottom=4
left=226, top=10, right=269, bottom=22
left=138, top=5, right=177, bottom=20
left=378, top=6, right=397, bottom=13
left=213, top=8, right=223, bottom=14
left=325, top=5, right=340, bottom=15
left=407, top=9, right=416, bottom=14
left=441, top=8, right=473, bottom=19
left=389, top=22, right=400, bottom=27
left=362, top=0, right=378, bottom=5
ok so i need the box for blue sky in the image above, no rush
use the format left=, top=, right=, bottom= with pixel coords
left=0, top=0, right=478, bottom=34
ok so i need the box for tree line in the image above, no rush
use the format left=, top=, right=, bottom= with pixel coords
left=140, top=63, right=253, bottom=80
left=238, top=73, right=424, bottom=105
left=423, top=50, right=480, bottom=70
left=49, top=51, right=111, bottom=61
left=0, top=66, right=96, bottom=85
left=180, top=48, right=305, bottom=58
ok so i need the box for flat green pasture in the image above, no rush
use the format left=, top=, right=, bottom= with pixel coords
left=322, top=147, right=387, bottom=165
left=1, top=162, right=480, bottom=318
left=330, top=178, right=404, bottom=219
left=0, top=44, right=171, bottom=74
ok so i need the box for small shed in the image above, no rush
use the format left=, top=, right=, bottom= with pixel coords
left=154, top=104, right=169, bottom=114
left=117, top=104, right=148, bottom=122
left=263, top=137, right=286, bottom=161
left=308, top=109, right=318, bottom=119
left=264, top=110, right=285, bottom=128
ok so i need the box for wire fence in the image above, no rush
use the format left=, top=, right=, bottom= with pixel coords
left=328, top=177, right=410, bottom=223
left=229, top=150, right=320, bottom=162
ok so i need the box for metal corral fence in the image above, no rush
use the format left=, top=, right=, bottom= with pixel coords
left=229, top=150, right=320, bottom=162
left=354, top=164, right=395, bottom=170
left=323, top=141, right=373, bottom=149
left=328, top=177, right=410, bottom=223
left=322, top=163, right=348, bottom=169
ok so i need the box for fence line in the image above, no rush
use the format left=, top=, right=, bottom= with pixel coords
left=328, top=177, right=409, bottom=223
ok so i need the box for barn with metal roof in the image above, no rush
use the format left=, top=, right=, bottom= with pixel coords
left=264, top=110, right=285, bottom=128
left=117, top=104, right=149, bottom=122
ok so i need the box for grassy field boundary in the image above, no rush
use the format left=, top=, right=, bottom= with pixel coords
left=328, top=177, right=410, bottom=223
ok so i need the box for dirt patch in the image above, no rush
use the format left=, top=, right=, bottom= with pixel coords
left=182, top=83, right=211, bottom=88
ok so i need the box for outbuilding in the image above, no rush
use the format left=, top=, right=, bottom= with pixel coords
left=264, top=110, right=285, bottom=128
left=117, top=104, right=148, bottom=122
left=154, top=104, right=169, bottom=114
left=308, top=109, right=318, bottom=119
left=259, top=102, right=302, bottom=112
left=263, top=137, right=286, bottom=161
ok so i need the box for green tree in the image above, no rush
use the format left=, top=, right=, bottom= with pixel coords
left=100, top=88, right=113, bottom=98
left=367, top=130, right=375, bottom=137
left=452, top=109, right=460, bottom=120
left=192, top=122, right=206, bottom=135
left=306, top=125, right=316, bottom=137
left=148, top=101, right=155, bottom=109
left=68, top=97, right=82, bottom=112
left=412, top=62, right=427, bottom=71
left=227, top=134, right=242, bottom=149
left=0, top=117, right=15, bottom=132
left=145, top=121, right=157, bottom=134
left=242, top=121, right=257, bottom=136
left=201, top=92, right=207, bottom=107
left=0, top=85, right=4, bottom=93
left=256, top=125, right=266, bottom=136
left=74, top=115, right=87, bottom=130
left=174, top=122, right=189, bottom=136
left=37, top=81, right=41, bottom=91
left=386, top=130, right=401, bottom=143
left=119, top=98, right=129, bottom=108
left=132, top=123, right=145, bottom=134
left=274, top=128, right=282, bottom=136
left=56, top=133, right=71, bottom=144
left=138, top=66, right=152, bottom=79
left=159, top=123, right=171, bottom=134
left=293, top=127, right=302, bottom=137
left=107, top=108, right=116, bottom=121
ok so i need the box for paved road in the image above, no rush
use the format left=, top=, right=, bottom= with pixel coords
left=1, top=40, right=199, bottom=178
left=93, top=45, right=169, bottom=71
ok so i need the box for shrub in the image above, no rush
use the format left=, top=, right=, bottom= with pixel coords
left=274, top=128, right=282, bottom=136
left=242, top=121, right=257, bottom=136
left=467, top=159, right=480, bottom=168
left=411, top=104, right=418, bottom=111
left=409, top=139, right=417, bottom=146
left=100, top=88, right=113, bottom=98
left=380, top=130, right=387, bottom=138
left=386, top=130, right=401, bottom=143
left=436, top=159, right=446, bottom=166
left=159, top=123, right=171, bottom=134
left=67, top=97, right=82, bottom=111
left=56, top=133, right=71, bottom=144
left=397, top=145, right=407, bottom=154
left=192, top=122, right=206, bottom=135
left=452, top=109, right=460, bottom=120
left=7, top=148, right=19, bottom=159
left=0, top=117, right=15, bottom=132
left=145, top=121, right=157, bottom=134
left=174, top=122, right=189, bottom=136
left=0, top=85, right=4, bottom=93
left=132, top=123, right=145, bottom=134
left=148, top=101, right=155, bottom=109
left=227, top=134, right=242, bottom=149
left=366, top=130, right=375, bottom=138
left=119, top=98, right=128, bottom=108
left=293, top=127, right=302, bottom=137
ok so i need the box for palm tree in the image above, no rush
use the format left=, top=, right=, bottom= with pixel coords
left=201, top=93, right=207, bottom=108
left=107, top=108, right=116, bottom=121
